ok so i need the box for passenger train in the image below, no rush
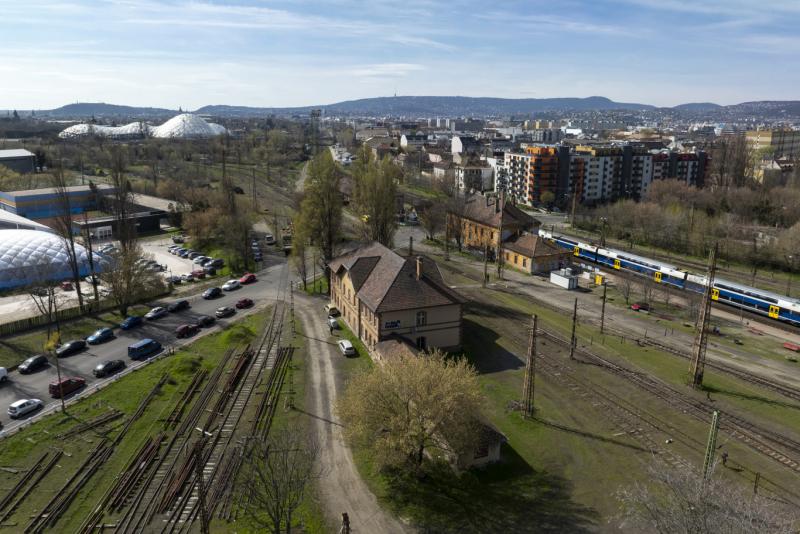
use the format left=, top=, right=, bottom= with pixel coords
left=538, top=230, right=800, bottom=327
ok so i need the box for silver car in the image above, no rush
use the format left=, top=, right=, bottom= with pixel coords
left=8, top=398, right=43, bottom=419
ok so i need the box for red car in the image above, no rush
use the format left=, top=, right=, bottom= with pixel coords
left=60, top=281, right=74, bottom=291
left=49, top=376, right=85, bottom=398
left=236, top=298, right=254, bottom=309
left=191, top=269, right=207, bottom=279
left=175, top=324, right=199, bottom=338
left=630, top=302, right=650, bottom=312
left=239, top=273, right=257, bottom=284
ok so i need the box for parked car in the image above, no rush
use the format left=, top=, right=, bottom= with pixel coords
left=168, top=275, right=183, bottom=285
left=49, top=377, right=85, bottom=398
left=337, top=339, right=355, bottom=356
left=56, top=339, right=87, bottom=357
left=60, top=281, right=74, bottom=291
left=0, top=367, right=8, bottom=383
left=236, top=298, right=254, bottom=309
left=145, top=306, right=168, bottom=320
left=239, top=273, right=257, bottom=284
left=178, top=249, right=190, bottom=257
left=209, top=258, right=225, bottom=268
left=87, top=327, right=114, bottom=344
left=200, top=257, right=214, bottom=266
left=194, top=315, right=216, bottom=328
left=8, top=398, right=43, bottom=419
left=190, top=269, right=206, bottom=279
left=18, top=355, right=48, bottom=374
left=128, top=339, right=162, bottom=360
left=630, top=302, right=650, bottom=312
left=222, top=280, right=241, bottom=291
left=93, top=359, right=125, bottom=378
left=193, top=256, right=209, bottom=264
left=203, top=287, right=222, bottom=299
left=203, top=266, right=217, bottom=276
left=265, top=234, right=276, bottom=245
left=327, top=317, right=339, bottom=330
left=167, top=299, right=190, bottom=313
left=120, top=315, right=143, bottom=330
left=215, top=306, right=236, bottom=318
left=181, top=274, right=195, bottom=282
left=251, top=239, right=259, bottom=247
left=85, top=275, right=100, bottom=285
left=188, top=252, right=201, bottom=260
left=324, top=304, right=340, bottom=317
left=253, top=252, right=263, bottom=262
left=175, top=324, right=199, bottom=338
left=172, top=235, right=186, bottom=244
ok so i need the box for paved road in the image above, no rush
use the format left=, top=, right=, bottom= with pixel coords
left=0, top=262, right=287, bottom=433
left=296, top=295, right=407, bottom=534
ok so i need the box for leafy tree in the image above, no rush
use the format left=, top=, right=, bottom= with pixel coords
left=336, top=349, right=484, bottom=474
left=296, top=151, right=342, bottom=290
left=352, top=145, right=399, bottom=247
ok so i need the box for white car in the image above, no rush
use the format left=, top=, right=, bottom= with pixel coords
left=145, top=306, right=168, bottom=320
left=0, top=367, right=7, bottom=382
left=327, top=317, right=339, bottom=330
left=8, top=398, right=43, bottom=419
left=337, top=339, right=355, bottom=356
left=222, top=280, right=241, bottom=291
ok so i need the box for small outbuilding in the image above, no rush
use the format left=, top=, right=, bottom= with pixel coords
left=502, top=233, right=571, bottom=274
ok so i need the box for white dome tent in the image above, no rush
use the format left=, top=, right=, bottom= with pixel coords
left=58, top=113, right=227, bottom=140
left=0, top=229, right=102, bottom=290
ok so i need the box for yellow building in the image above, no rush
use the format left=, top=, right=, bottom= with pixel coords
left=746, top=129, right=800, bottom=158
left=447, top=192, right=539, bottom=252
left=502, top=233, right=571, bottom=274
left=329, top=242, right=465, bottom=352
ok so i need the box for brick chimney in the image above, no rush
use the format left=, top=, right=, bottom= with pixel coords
left=416, top=256, right=423, bottom=280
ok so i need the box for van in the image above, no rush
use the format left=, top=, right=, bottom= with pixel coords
left=128, top=338, right=163, bottom=360
left=0, top=367, right=7, bottom=383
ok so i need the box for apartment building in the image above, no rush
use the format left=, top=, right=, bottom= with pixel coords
left=746, top=129, right=800, bottom=158
left=328, top=243, right=465, bottom=352
left=455, top=160, right=493, bottom=192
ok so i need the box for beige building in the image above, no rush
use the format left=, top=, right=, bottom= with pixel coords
left=746, top=129, right=800, bottom=158
left=502, top=233, right=571, bottom=274
left=329, top=242, right=464, bottom=352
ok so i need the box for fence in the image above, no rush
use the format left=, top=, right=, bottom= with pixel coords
left=0, top=289, right=170, bottom=338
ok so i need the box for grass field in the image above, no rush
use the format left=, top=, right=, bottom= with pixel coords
left=0, top=312, right=265, bottom=532
left=0, top=304, right=150, bottom=369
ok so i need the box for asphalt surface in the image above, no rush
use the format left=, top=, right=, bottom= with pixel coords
left=0, top=262, right=287, bottom=433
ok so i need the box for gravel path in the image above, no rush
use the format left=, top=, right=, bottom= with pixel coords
left=296, top=294, right=407, bottom=534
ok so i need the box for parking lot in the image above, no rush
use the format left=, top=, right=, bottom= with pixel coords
left=140, top=237, right=199, bottom=278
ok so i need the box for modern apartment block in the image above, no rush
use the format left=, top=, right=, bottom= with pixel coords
left=746, top=129, right=800, bottom=158
left=499, top=143, right=707, bottom=206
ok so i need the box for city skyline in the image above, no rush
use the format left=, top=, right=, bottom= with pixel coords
left=2, top=0, right=799, bottom=110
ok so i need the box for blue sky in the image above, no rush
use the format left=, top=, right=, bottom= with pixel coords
left=1, top=0, right=798, bottom=109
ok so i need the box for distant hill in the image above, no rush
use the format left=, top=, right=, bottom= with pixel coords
left=197, top=96, right=654, bottom=117
left=672, top=102, right=723, bottom=112
left=42, top=103, right=177, bottom=119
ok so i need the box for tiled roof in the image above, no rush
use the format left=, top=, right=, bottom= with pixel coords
left=503, top=234, right=564, bottom=258
left=456, top=193, right=539, bottom=230
left=374, top=336, right=418, bottom=362
left=329, top=242, right=464, bottom=313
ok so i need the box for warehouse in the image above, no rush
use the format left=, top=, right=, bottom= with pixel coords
left=0, top=149, right=36, bottom=174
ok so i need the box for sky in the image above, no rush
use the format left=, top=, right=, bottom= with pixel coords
left=1, top=0, right=799, bottom=110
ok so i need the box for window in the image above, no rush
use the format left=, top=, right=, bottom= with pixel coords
left=416, top=337, right=427, bottom=350
left=416, top=311, right=427, bottom=327
left=522, top=259, right=527, bottom=268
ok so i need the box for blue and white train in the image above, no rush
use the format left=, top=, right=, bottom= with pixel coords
left=539, top=230, right=800, bottom=327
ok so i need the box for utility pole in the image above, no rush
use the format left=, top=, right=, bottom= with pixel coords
left=409, top=236, right=413, bottom=257
left=570, top=189, right=577, bottom=229
left=702, top=411, right=720, bottom=480
left=600, top=283, right=607, bottom=334
left=522, top=315, right=537, bottom=417
left=483, top=243, right=489, bottom=287
left=786, top=254, right=795, bottom=297
left=497, top=194, right=504, bottom=280
left=444, top=218, right=450, bottom=261
left=569, top=298, right=578, bottom=360
left=251, top=167, right=257, bottom=211
left=689, top=244, right=718, bottom=388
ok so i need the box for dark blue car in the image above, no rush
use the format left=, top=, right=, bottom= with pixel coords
left=87, top=327, right=114, bottom=344
left=120, top=316, right=143, bottom=330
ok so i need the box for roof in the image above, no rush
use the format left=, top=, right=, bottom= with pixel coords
left=0, top=149, right=35, bottom=159
left=374, top=336, right=419, bottom=362
left=131, top=193, right=180, bottom=212
left=503, top=233, right=564, bottom=258
left=455, top=192, right=539, bottom=230
left=3, top=184, right=114, bottom=198
left=0, top=209, right=53, bottom=232
left=329, top=242, right=464, bottom=313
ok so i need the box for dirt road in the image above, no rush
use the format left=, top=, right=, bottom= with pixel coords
left=296, top=294, right=407, bottom=534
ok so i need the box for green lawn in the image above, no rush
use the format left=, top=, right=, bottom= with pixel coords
left=303, top=274, right=328, bottom=296
left=333, top=319, right=374, bottom=374
left=0, top=312, right=267, bottom=532
left=0, top=304, right=150, bottom=369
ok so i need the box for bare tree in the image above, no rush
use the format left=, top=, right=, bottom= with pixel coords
left=619, top=461, right=798, bottom=534
left=236, top=427, right=325, bottom=534
left=446, top=192, right=467, bottom=252
left=27, top=257, right=67, bottom=342
left=101, top=244, right=164, bottom=316
left=639, top=278, right=656, bottom=306
left=418, top=200, right=445, bottom=241
left=617, top=277, right=634, bottom=305
left=51, top=164, right=85, bottom=311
